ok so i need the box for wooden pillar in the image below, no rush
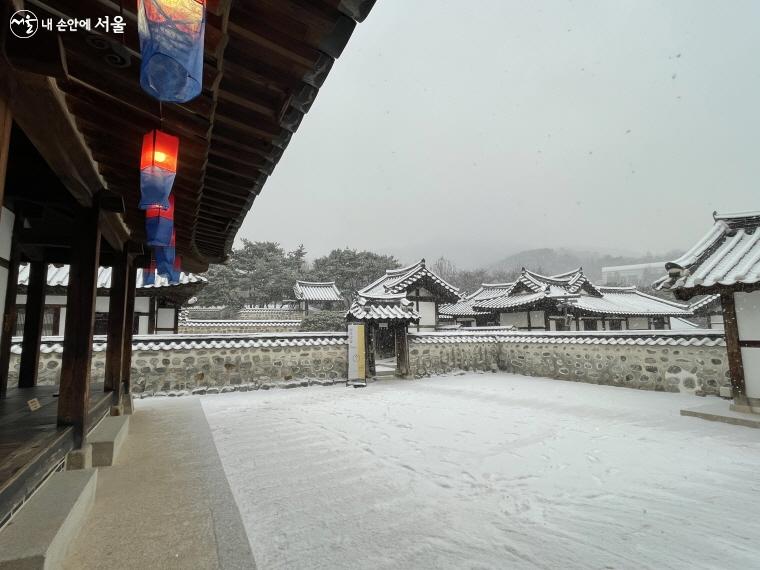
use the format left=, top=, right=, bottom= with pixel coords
left=0, top=93, right=11, bottom=224
left=18, top=261, right=47, bottom=388
left=721, top=291, right=747, bottom=401
left=57, top=208, right=100, bottom=447
left=395, top=324, right=409, bottom=377
left=104, top=249, right=128, bottom=405
left=147, top=295, right=156, bottom=334
left=0, top=214, right=22, bottom=399
left=121, top=264, right=137, bottom=399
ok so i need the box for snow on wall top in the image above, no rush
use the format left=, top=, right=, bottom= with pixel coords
left=409, top=329, right=725, bottom=347
left=10, top=331, right=348, bottom=354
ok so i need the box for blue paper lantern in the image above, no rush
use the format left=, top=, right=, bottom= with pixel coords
left=138, top=0, right=206, bottom=103
left=145, top=194, right=175, bottom=246
left=142, top=263, right=156, bottom=286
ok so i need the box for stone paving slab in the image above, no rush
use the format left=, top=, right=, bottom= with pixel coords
left=681, top=401, right=760, bottom=429
left=63, top=398, right=255, bottom=569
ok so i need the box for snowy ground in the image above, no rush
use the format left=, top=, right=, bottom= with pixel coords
left=201, top=374, right=760, bottom=570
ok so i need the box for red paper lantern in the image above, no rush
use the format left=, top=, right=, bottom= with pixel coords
left=140, top=129, right=179, bottom=209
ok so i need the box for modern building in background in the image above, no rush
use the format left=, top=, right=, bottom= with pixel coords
left=601, top=261, right=667, bottom=285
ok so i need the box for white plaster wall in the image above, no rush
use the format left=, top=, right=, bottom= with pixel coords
left=418, top=301, right=436, bottom=328
left=135, top=298, right=150, bottom=313
left=58, top=308, right=66, bottom=335
left=710, top=315, right=724, bottom=330
left=138, top=315, right=149, bottom=335
left=740, top=347, right=760, bottom=398
left=500, top=312, right=528, bottom=328
left=0, top=207, right=13, bottom=260
left=628, top=317, right=649, bottom=330
left=735, top=291, right=760, bottom=340
left=157, top=307, right=175, bottom=330
left=0, top=266, right=6, bottom=346
left=529, top=311, right=545, bottom=329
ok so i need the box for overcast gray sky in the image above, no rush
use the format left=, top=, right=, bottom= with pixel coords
left=236, top=0, right=760, bottom=268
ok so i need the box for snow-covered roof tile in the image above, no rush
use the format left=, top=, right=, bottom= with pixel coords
left=656, top=211, right=760, bottom=292
left=17, top=264, right=207, bottom=290
left=293, top=280, right=343, bottom=302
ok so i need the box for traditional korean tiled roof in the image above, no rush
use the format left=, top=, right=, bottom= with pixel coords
left=17, top=264, right=207, bottom=291
left=293, top=280, right=343, bottom=302
left=571, top=287, right=692, bottom=317
left=467, top=268, right=691, bottom=317
left=358, top=259, right=460, bottom=302
left=408, top=329, right=725, bottom=347
left=688, top=294, right=722, bottom=314
left=346, top=294, right=420, bottom=323
left=439, top=283, right=515, bottom=317
left=654, top=211, right=760, bottom=293
left=11, top=332, right=347, bottom=354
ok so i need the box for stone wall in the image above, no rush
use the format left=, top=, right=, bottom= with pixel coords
left=9, top=333, right=348, bottom=395
left=408, top=330, right=731, bottom=395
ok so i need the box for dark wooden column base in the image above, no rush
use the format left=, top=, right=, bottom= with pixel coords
left=57, top=208, right=100, bottom=448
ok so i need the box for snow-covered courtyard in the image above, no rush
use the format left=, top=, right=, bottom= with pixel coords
left=201, top=374, right=760, bottom=570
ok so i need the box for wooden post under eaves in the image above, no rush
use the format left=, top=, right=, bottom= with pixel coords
left=57, top=208, right=100, bottom=447
left=18, top=261, right=47, bottom=388
left=147, top=295, right=156, bottom=334
left=0, top=214, right=22, bottom=399
left=0, top=93, right=11, bottom=225
left=104, top=248, right=128, bottom=407
left=721, top=291, right=747, bottom=402
left=121, top=263, right=137, bottom=402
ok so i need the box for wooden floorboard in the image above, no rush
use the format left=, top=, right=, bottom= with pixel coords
left=0, top=384, right=111, bottom=526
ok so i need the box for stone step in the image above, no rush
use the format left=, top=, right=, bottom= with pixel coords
left=0, top=469, right=98, bottom=570
left=89, top=415, right=130, bottom=467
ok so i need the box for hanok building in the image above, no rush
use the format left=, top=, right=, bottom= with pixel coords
left=16, top=263, right=206, bottom=336
left=293, top=280, right=344, bottom=314
left=441, top=268, right=693, bottom=331
left=346, top=293, right=419, bottom=377
left=357, top=259, right=461, bottom=332
left=0, top=0, right=376, bottom=536
left=655, top=211, right=760, bottom=413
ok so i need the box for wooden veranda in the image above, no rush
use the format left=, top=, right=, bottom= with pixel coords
left=0, top=0, right=375, bottom=523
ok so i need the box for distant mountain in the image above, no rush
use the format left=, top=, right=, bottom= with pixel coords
left=488, top=248, right=684, bottom=282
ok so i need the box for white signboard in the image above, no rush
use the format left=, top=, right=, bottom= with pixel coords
left=348, top=324, right=366, bottom=381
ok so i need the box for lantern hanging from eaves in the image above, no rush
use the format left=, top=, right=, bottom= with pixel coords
left=142, top=260, right=157, bottom=286
left=145, top=194, right=175, bottom=246
left=140, top=129, right=178, bottom=209
left=138, top=0, right=206, bottom=103
left=154, top=229, right=177, bottom=276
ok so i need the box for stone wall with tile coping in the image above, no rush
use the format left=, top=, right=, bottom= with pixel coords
left=408, top=330, right=731, bottom=395
left=9, top=333, right=348, bottom=395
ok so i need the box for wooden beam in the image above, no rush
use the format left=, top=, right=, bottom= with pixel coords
left=0, top=214, right=22, bottom=399
left=121, top=264, right=137, bottom=401
left=721, top=292, right=747, bottom=402
left=57, top=207, right=100, bottom=447
left=104, top=248, right=128, bottom=406
left=18, top=261, right=47, bottom=388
